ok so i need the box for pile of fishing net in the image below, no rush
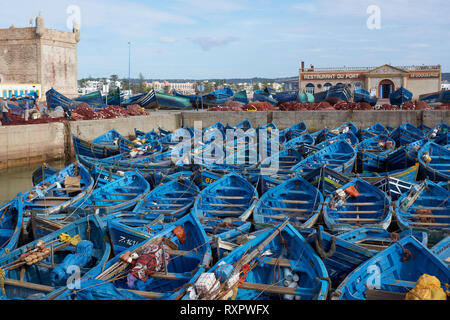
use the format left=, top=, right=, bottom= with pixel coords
left=126, top=104, right=148, bottom=116
left=71, top=103, right=129, bottom=120
left=95, top=106, right=129, bottom=119
left=402, top=100, right=431, bottom=110
left=434, top=104, right=450, bottom=110
left=243, top=101, right=276, bottom=111
left=377, top=104, right=401, bottom=110
left=334, top=101, right=373, bottom=110
left=1, top=113, right=66, bottom=126
left=209, top=106, right=244, bottom=111
left=279, top=102, right=336, bottom=111
left=71, top=103, right=97, bottom=120
left=209, top=100, right=244, bottom=111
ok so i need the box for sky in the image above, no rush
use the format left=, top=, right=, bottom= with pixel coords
left=1, top=0, right=449, bottom=79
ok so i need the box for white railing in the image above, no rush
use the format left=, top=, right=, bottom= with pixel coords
left=303, top=65, right=441, bottom=72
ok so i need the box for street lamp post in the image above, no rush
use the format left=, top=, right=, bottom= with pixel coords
left=128, top=41, right=131, bottom=97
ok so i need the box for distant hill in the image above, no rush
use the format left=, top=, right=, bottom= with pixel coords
left=442, top=73, right=450, bottom=82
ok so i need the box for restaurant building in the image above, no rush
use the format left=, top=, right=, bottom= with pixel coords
left=298, top=62, right=441, bottom=100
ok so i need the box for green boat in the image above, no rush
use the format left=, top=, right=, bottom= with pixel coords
left=155, top=92, right=193, bottom=110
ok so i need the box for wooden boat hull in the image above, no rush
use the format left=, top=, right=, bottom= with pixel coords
left=324, top=178, right=393, bottom=233
left=254, top=176, right=323, bottom=230
left=332, top=236, right=450, bottom=300
left=395, top=180, right=450, bottom=245
left=184, top=221, right=329, bottom=300
left=0, top=215, right=111, bottom=300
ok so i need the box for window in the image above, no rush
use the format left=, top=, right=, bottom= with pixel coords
left=324, top=83, right=332, bottom=91
left=305, top=83, right=315, bottom=94
left=353, top=82, right=363, bottom=90
left=2, top=90, right=6, bottom=98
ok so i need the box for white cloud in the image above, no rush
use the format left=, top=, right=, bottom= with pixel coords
left=191, top=36, right=239, bottom=51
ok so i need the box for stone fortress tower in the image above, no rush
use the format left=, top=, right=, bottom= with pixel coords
left=0, top=15, right=80, bottom=99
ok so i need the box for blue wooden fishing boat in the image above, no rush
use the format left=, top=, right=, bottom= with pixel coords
left=279, top=121, right=308, bottom=144
left=373, top=176, right=416, bottom=201
left=104, top=88, right=123, bottom=106
left=253, top=89, right=278, bottom=105
left=0, top=215, right=111, bottom=300
left=428, top=123, right=449, bottom=146
left=313, top=91, right=327, bottom=103
left=338, top=227, right=428, bottom=253
left=258, top=148, right=303, bottom=174
left=45, top=88, right=77, bottom=111
left=299, top=226, right=375, bottom=289
left=283, top=133, right=315, bottom=150
left=72, top=134, right=120, bottom=159
left=0, top=196, right=24, bottom=257
left=353, top=89, right=378, bottom=106
left=68, top=171, right=150, bottom=217
left=326, top=84, right=352, bottom=104
left=155, top=92, right=193, bottom=110
left=174, top=87, right=234, bottom=106
left=106, top=213, right=171, bottom=255
left=184, top=219, right=329, bottom=300
left=23, top=162, right=94, bottom=216
left=440, top=90, right=450, bottom=103
left=301, top=166, right=351, bottom=197
left=233, top=90, right=249, bottom=105
left=32, top=164, right=57, bottom=186
left=419, top=90, right=443, bottom=104
left=358, top=123, right=389, bottom=140
left=193, top=173, right=258, bottom=220
left=315, top=132, right=359, bottom=150
left=323, top=178, right=392, bottom=232
left=132, top=177, right=199, bottom=221
left=431, top=236, right=450, bottom=267
left=389, top=87, right=412, bottom=106
left=418, top=141, right=450, bottom=182
left=122, top=90, right=158, bottom=109
left=418, top=123, right=432, bottom=135
left=351, top=163, right=419, bottom=184
left=386, top=139, right=426, bottom=171
left=395, top=180, right=450, bottom=244
left=311, top=128, right=336, bottom=145
left=356, top=134, right=396, bottom=172
left=253, top=176, right=323, bottom=230
left=53, top=212, right=212, bottom=300
left=199, top=217, right=251, bottom=243
left=200, top=88, right=236, bottom=106
left=331, top=121, right=359, bottom=136
left=272, top=90, right=298, bottom=103
left=292, top=140, right=356, bottom=175
left=332, top=236, right=450, bottom=300
left=389, top=122, right=424, bottom=146
left=73, top=90, right=106, bottom=108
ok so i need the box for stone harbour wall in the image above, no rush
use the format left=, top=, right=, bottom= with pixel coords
left=0, top=110, right=448, bottom=171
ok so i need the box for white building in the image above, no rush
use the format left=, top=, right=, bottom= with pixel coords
left=0, top=83, right=42, bottom=99
left=78, top=79, right=122, bottom=96
left=442, top=81, right=450, bottom=90
left=150, top=81, right=196, bottom=94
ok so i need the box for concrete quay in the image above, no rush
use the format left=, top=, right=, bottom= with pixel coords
left=0, top=110, right=448, bottom=170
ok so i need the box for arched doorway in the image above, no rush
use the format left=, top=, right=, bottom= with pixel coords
left=305, top=83, right=315, bottom=94
left=379, top=79, right=395, bottom=99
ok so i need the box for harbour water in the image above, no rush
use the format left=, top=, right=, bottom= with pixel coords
left=0, top=159, right=66, bottom=205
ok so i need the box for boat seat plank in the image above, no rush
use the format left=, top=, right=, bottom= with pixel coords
left=335, top=218, right=381, bottom=222
left=239, top=282, right=313, bottom=296
left=4, top=279, right=54, bottom=293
